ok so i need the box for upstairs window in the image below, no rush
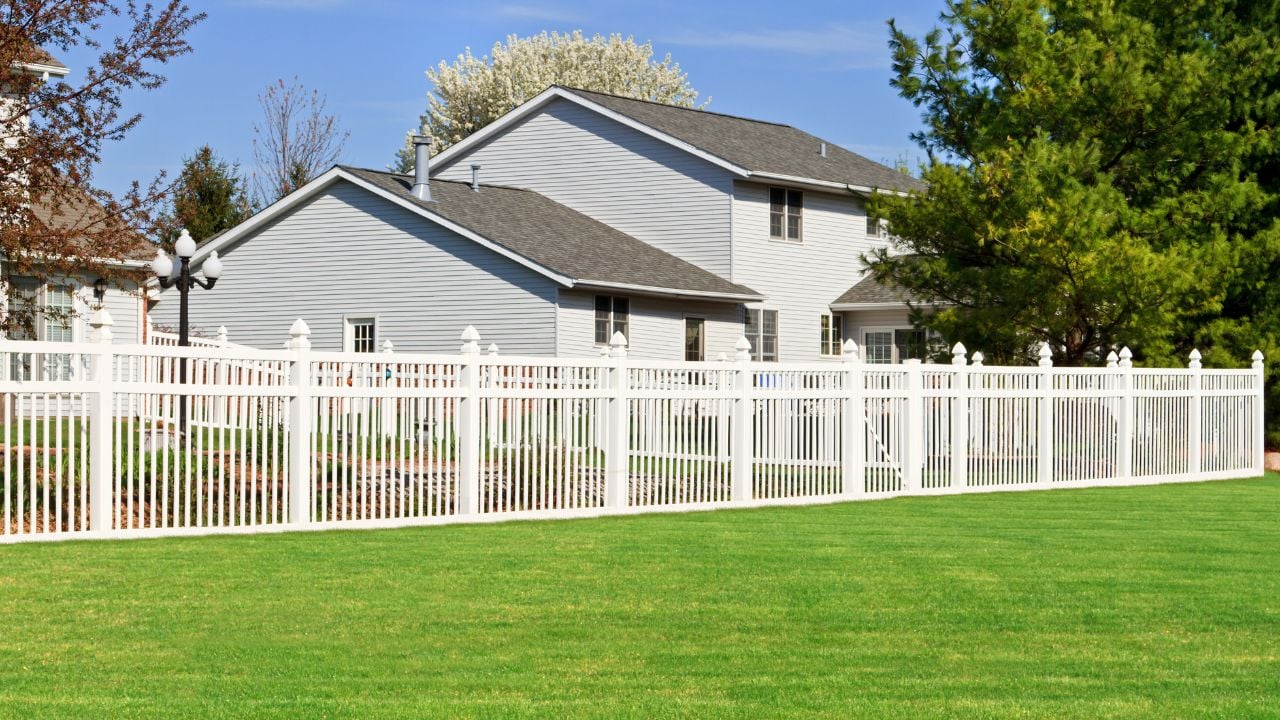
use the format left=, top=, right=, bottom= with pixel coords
left=867, top=212, right=887, bottom=240
left=769, top=188, right=803, bottom=241
left=345, top=317, right=377, bottom=353
left=820, top=314, right=844, bottom=356
left=744, top=308, right=778, bottom=362
left=594, top=295, right=629, bottom=345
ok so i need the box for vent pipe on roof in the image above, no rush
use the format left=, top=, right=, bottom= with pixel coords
left=470, top=164, right=482, bottom=192
left=411, top=135, right=432, bottom=201
left=820, top=142, right=827, bottom=158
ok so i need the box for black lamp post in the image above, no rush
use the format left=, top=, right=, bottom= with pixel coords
left=151, top=229, right=224, bottom=432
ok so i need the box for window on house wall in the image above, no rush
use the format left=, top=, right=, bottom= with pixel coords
left=43, top=285, right=75, bottom=380
left=744, top=308, right=778, bottom=361
left=820, top=314, right=844, bottom=356
left=684, top=317, right=705, bottom=361
left=345, top=317, right=377, bottom=353
left=769, top=188, right=803, bottom=241
left=594, top=295, right=629, bottom=345
left=867, top=212, right=886, bottom=240
left=862, top=327, right=932, bottom=363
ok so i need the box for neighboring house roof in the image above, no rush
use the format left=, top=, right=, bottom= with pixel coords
left=30, top=190, right=155, bottom=262
left=11, top=44, right=69, bottom=76
left=187, top=165, right=763, bottom=302
left=831, top=274, right=923, bottom=310
left=433, top=85, right=923, bottom=194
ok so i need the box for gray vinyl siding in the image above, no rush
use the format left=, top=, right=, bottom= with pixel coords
left=435, top=98, right=736, bottom=278
left=149, top=180, right=559, bottom=354
left=556, top=290, right=742, bottom=361
left=100, top=284, right=142, bottom=343
left=731, top=181, right=887, bottom=362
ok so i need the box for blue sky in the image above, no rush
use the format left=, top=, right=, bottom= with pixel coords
left=65, top=0, right=942, bottom=197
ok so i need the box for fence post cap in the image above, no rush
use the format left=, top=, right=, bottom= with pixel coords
left=951, top=341, right=966, bottom=365
left=717, top=352, right=727, bottom=362
left=608, top=331, right=628, bottom=358
left=1118, top=346, right=1133, bottom=367
left=970, top=351, right=984, bottom=366
left=460, top=325, right=481, bottom=354
left=842, top=339, right=861, bottom=364
left=1188, top=348, right=1202, bottom=369
left=598, top=344, right=610, bottom=357
left=1253, top=349, right=1265, bottom=366
left=288, top=318, right=311, bottom=350
left=381, top=339, right=394, bottom=353
left=89, top=308, right=114, bottom=342
left=1106, top=350, right=1118, bottom=367
left=487, top=343, right=499, bottom=356
left=734, top=336, right=752, bottom=361
left=1038, top=342, right=1053, bottom=367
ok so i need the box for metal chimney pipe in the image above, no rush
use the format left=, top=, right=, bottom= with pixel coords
left=470, top=163, right=481, bottom=192
left=411, top=135, right=431, bottom=201
left=820, top=142, right=827, bottom=158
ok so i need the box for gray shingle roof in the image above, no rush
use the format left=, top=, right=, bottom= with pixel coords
left=560, top=87, right=923, bottom=193
left=342, top=167, right=762, bottom=300
left=833, top=274, right=919, bottom=306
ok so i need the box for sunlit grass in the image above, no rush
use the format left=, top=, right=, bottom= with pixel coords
left=0, top=473, right=1276, bottom=719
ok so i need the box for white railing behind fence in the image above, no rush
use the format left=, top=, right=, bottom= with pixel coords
left=0, top=311, right=1266, bottom=542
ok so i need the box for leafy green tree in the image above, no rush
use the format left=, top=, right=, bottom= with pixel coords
left=394, top=31, right=705, bottom=171
left=160, top=146, right=252, bottom=244
left=868, top=0, right=1280, bottom=382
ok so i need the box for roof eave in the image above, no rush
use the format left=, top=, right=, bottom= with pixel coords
left=748, top=171, right=915, bottom=197
left=575, top=279, right=763, bottom=304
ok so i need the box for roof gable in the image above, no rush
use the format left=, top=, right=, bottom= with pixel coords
left=191, top=166, right=761, bottom=302
left=434, top=86, right=922, bottom=194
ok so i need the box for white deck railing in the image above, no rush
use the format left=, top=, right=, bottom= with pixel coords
left=0, top=312, right=1266, bottom=542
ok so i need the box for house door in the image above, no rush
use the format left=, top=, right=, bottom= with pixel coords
left=684, top=317, right=705, bottom=361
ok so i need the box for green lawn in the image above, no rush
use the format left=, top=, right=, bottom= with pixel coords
left=1, top=474, right=1277, bottom=719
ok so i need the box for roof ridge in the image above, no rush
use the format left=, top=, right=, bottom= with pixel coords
left=555, top=85, right=796, bottom=130
left=339, top=165, right=535, bottom=193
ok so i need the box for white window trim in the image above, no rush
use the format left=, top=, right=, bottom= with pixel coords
left=743, top=306, right=780, bottom=362
left=820, top=313, right=844, bottom=358
left=767, top=187, right=804, bottom=244
left=342, top=315, right=379, bottom=353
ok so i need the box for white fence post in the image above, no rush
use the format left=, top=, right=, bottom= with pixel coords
left=1253, top=350, right=1266, bottom=474
left=951, top=343, right=969, bottom=490
left=88, top=310, right=115, bottom=532
left=1116, top=347, right=1134, bottom=481
left=731, top=337, right=754, bottom=502
left=903, top=359, right=924, bottom=492
left=287, top=319, right=313, bottom=525
left=216, top=325, right=229, bottom=347
left=457, top=326, right=482, bottom=516
left=1188, top=349, right=1202, bottom=478
left=1037, top=342, right=1054, bottom=487
left=604, top=332, right=629, bottom=508
left=380, top=339, right=395, bottom=439
left=841, top=339, right=864, bottom=498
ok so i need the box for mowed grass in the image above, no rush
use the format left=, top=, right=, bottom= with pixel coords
left=1, top=474, right=1278, bottom=719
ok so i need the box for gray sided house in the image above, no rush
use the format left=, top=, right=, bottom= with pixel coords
left=152, top=86, right=928, bottom=362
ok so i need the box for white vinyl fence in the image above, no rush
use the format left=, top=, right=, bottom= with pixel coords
left=0, top=311, right=1266, bottom=543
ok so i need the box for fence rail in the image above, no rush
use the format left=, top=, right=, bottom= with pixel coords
left=0, top=313, right=1266, bottom=543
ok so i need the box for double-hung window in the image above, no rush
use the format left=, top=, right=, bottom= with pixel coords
left=5, top=280, right=76, bottom=380
left=744, top=308, right=778, bottom=361
left=867, top=212, right=887, bottom=240
left=769, top=188, right=803, bottom=241
left=345, top=317, right=377, bottom=353
left=862, top=327, right=930, bottom=364
left=820, top=314, right=844, bottom=357
left=594, top=295, right=629, bottom=345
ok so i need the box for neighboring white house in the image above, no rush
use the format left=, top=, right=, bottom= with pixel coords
left=152, top=86, right=926, bottom=362
left=1, top=47, right=150, bottom=380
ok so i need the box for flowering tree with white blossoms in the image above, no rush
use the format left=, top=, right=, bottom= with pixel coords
left=393, top=31, right=705, bottom=171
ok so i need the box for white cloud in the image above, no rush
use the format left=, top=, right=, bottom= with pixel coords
left=662, top=24, right=888, bottom=69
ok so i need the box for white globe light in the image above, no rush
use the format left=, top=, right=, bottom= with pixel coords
left=203, top=251, right=223, bottom=280
left=175, top=228, right=197, bottom=258
left=151, top=249, right=173, bottom=279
